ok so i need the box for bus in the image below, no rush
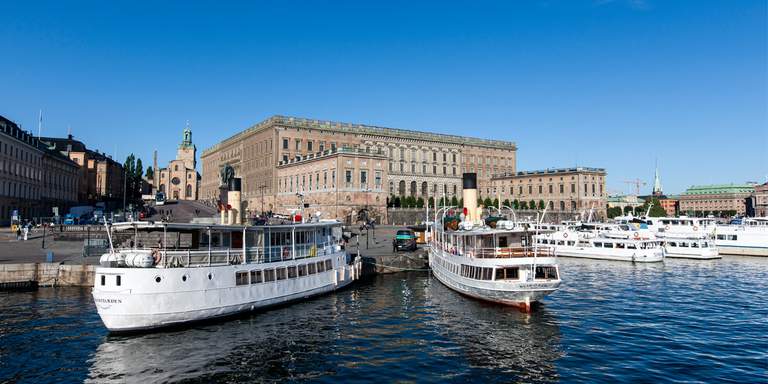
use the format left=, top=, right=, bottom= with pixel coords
left=155, top=192, right=166, bottom=206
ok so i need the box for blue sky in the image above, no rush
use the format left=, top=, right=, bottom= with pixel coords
left=1, top=0, right=765, bottom=195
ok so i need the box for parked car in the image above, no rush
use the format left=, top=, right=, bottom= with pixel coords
left=394, top=229, right=418, bottom=252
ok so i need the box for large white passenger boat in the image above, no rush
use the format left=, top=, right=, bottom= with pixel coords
left=534, top=229, right=665, bottom=263
left=428, top=174, right=561, bottom=311
left=92, top=220, right=361, bottom=332
left=713, top=218, right=768, bottom=256
left=654, top=232, right=719, bottom=259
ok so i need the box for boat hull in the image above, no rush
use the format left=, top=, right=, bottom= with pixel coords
left=715, top=245, right=768, bottom=257
left=664, top=247, right=720, bottom=259
left=554, top=248, right=664, bottom=262
left=93, top=254, right=359, bottom=332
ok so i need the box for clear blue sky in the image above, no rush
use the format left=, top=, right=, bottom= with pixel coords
left=1, top=0, right=765, bottom=195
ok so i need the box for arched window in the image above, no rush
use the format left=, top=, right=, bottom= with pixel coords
left=410, top=181, right=417, bottom=197
left=186, top=184, right=192, bottom=198
left=174, top=165, right=179, bottom=171
left=560, top=201, right=565, bottom=211
left=421, top=182, right=428, bottom=196
left=398, top=180, right=406, bottom=196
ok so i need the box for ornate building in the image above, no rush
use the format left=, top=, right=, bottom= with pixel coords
left=158, top=125, right=199, bottom=201
left=679, top=184, right=755, bottom=216
left=491, top=167, right=608, bottom=219
left=201, top=116, right=517, bottom=220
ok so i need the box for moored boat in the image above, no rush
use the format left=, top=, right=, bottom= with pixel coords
left=428, top=173, right=561, bottom=311
left=92, top=220, right=361, bottom=332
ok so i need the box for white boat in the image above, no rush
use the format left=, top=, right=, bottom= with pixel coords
left=654, top=232, right=720, bottom=259
left=534, top=229, right=665, bottom=262
left=428, top=173, right=561, bottom=312
left=92, top=220, right=361, bottom=332
left=713, top=218, right=768, bottom=256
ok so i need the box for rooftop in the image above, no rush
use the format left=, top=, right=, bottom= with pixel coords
left=203, top=115, right=517, bottom=156
left=492, top=167, right=606, bottom=179
left=681, top=184, right=755, bottom=195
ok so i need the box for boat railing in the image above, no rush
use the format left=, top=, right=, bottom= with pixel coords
left=467, top=246, right=555, bottom=258
left=157, top=241, right=337, bottom=268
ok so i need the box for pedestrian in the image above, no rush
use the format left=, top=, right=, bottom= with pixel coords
left=22, top=225, right=28, bottom=241
left=15, top=226, right=21, bottom=240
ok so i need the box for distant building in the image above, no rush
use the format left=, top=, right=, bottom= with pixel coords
left=158, top=125, right=199, bottom=201
left=491, top=167, right=607, bottom=219
left=40, top=134, right=124, bottom=204
left=679, top=184, right=755, bottom=216
left=750, top=182, right=768, bottom=217
left=0, top=115, right=79, bottom=224
left=607, top=194, right=645, bottom=213
left=658, top=196, right=679, bottom=216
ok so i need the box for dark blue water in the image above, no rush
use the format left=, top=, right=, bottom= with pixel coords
left=1, top=257, right=766, bottom=383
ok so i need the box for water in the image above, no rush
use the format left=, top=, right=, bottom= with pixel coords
left=1, top=257, right=766, bottom=383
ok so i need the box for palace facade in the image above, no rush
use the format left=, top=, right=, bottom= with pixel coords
left=201, top=116, right=517, bottom=221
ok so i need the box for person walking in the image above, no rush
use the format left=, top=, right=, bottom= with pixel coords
left=15, top=226, right=21, bottom=241
left=22, top=224, right=28, bottom=241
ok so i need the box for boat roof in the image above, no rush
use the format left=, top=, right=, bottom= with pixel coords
left=109, top=220, right=342, bottom=232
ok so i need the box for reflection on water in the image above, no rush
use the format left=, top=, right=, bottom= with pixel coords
left=1, top=256, right=767, bottom=383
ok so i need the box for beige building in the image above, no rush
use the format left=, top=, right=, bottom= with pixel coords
left=158, top=126, right=199, bottom=201
left=752, top=182, right=768, bottom=217
left=0, top=115, right=78, bottom=224
left=201, top=116, right=516, bottom=220
left=679, top=184, right=754, bottom=215
left=276, top=147, right=388, bottom=222
left=491, top=167, right=607, bottom=219
left=41, top=134, right=124, bottom=203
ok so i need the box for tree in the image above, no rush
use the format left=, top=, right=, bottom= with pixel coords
left=416, top=197, right=424, bottom=208
left=428, top=196, right=435, bottom=208
left=644, top=198, right=667, bottom=217
left=512, top=199, right=520, bottom=209
left=477, top=197, right=484, bottom=206
left=538, top=200, right=545, bottom=210
left=529, top=200, right=536, bottom=210
left=458, top=198, right=463, bottom=208
left=134, top=158, right=144, bottom=201
left=393, top=196, right=401, bottom=208
left=607, top=206, right=623, bottom=218
left=623, top=206, right=633, bottom=215
left=450, top=196, right=458, bottom=207
left=520, top=201, right=528, bottom=209
left=484, top=197, right=493, bottom=207
left=145, top=166, right=154, bottom=180
left=492, top=198, right=499, bottom=208
left=502, top=199, right=510, bottom=208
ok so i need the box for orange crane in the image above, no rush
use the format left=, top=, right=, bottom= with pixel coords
left=623, top=179, right=647, bottom=195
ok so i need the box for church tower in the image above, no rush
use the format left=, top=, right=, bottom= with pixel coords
left=177, top=121, right=196, bottom=170
left=652, top=161, right=663, bottom=196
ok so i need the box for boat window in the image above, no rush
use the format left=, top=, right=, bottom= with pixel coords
left=616, top=243, right=625, bottom=249
left=669, top=242, right=676, bottom=247
left=498, top=236, right=508, bottom=248
left=627, top=244, right=637, bottom=249
left=594, top=242, right=602, bottom=247
left=680, top=242, right=688, bottom=248
left=495, top=267, right=519, bottom=280
left=211, top=232, right=221, bottom=247
left=288, top=266, right=298, bottom=278
left=308, top=263, right=317, bottom=274
left=535, top=266, right=557, bottom=279
left=325, top=259, right=332, bottom=270
left=276, top=268, right=287, bottom=280
left=116, top=275, right=121, bottom=286
left=298, top=264, right=307, bottom=277
left=702, top=242, right=708, bottom=247
left=482, top=268, right=492, bottom=280
left=717, top=234, right=726, bottom=240
left=728, top=235, right=738, bottom=241
left=568, top=241, right=575, bottom=246
left=250, top=270, right=262, bottom=284
left=692, top=242, right=699, bottom=248
left=264, top=269, right=276, bottom=282
left=235, top=271, right=249, bottom=286
left=100, top=275, right=105, bottom=286
left=557, top=240, right=565, bottom=246
left=317, top=261, right=325, bottom=273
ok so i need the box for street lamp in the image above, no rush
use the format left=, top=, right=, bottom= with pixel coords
left=364, top=187, right=372, bottom=249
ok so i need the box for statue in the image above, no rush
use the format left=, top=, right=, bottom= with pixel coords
left=220, top=164, right=235, bottom=187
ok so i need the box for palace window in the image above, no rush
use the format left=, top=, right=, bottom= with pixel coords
left=361, top=170, right=368, bottom=187
left=307, top=141, right=313, bottom=151
left=283, top=138, right=289, bottom=149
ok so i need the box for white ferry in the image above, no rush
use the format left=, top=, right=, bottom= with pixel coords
left=614, top=215, right=718, bottom=235
left=713, top=217, right=768, bottom=256
left=92, top=220, right=361, bottom=332
left=653, top=232, right=719, bottom=259
left=534, top=229, right=665, bottom=263
left=428, top=174, right=561, bottom=311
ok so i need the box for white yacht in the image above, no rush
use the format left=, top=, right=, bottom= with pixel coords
left=654, top=232, right=719, bottom=259
left=713, top=217, right=768, bottom=256
left=534, top=229, right=665, bottom=263
left=92, top=220, right=361, bottom=332
left=428, top=174, right=561, bottom=311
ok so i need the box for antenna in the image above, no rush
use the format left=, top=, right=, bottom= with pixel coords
left=37, top=109, right=42, bottom=138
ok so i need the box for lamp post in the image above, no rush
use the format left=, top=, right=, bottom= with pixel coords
left=258, top=184, right=266, bottom=216
left=365, top=187, right=371, bottom=249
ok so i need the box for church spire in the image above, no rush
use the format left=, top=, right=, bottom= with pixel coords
left=653, top=159, right=663, bottom=196
left=181, top=120, right=193, bottom=148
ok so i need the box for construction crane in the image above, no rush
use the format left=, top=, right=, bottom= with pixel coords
left=623, top=179, right=647, bottom=196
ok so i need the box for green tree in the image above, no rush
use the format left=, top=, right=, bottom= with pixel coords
left=520, top=201, right=528, bottom=209
left=428, top=196, right=435, bottom=208
left=134, top=158, right=144, bottom=201
left=458, top=198, right=463, bottom=208
left=607, top=206, right=623, bottom=218
left=450, top=196, right=458, bottom=207
left=623, top=206, right=633, bottom=215
left=538, top=200, right=545, bottom=210
left=529, top=200, right=536, bottom=210
left=393, top=196, right=401, bottom=208
left=512, top=199, right=520, bottom=209
left=502, top=199, right=510, bottom=208
left=416, top=197, right=424, bottom=208
left=477, top=197, right=483, bottom=206
left=145, top=166, right=154, bottom=180
left=492, top=198, right=499, bottom=208
left=484, top=197, right=493, bottom=207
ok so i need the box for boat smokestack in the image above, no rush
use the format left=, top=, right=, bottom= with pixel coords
left=462, top=173, right=479, bottom=224
left=227, top=178, right=242, bottom=225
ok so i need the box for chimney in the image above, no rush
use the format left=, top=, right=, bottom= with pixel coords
left=462, top=173, right=479, bottom=224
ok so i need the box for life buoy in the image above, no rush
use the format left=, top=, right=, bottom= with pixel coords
left=693, top=226, right=698, bottom=232
left=633, top=232, right=640, bottom=239
left=563, top=232, right=568, bottom=238
left=664, top=225, right=670, bottom=231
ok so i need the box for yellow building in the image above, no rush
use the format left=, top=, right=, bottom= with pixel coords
left=158, top=125, right=199, bottom=201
